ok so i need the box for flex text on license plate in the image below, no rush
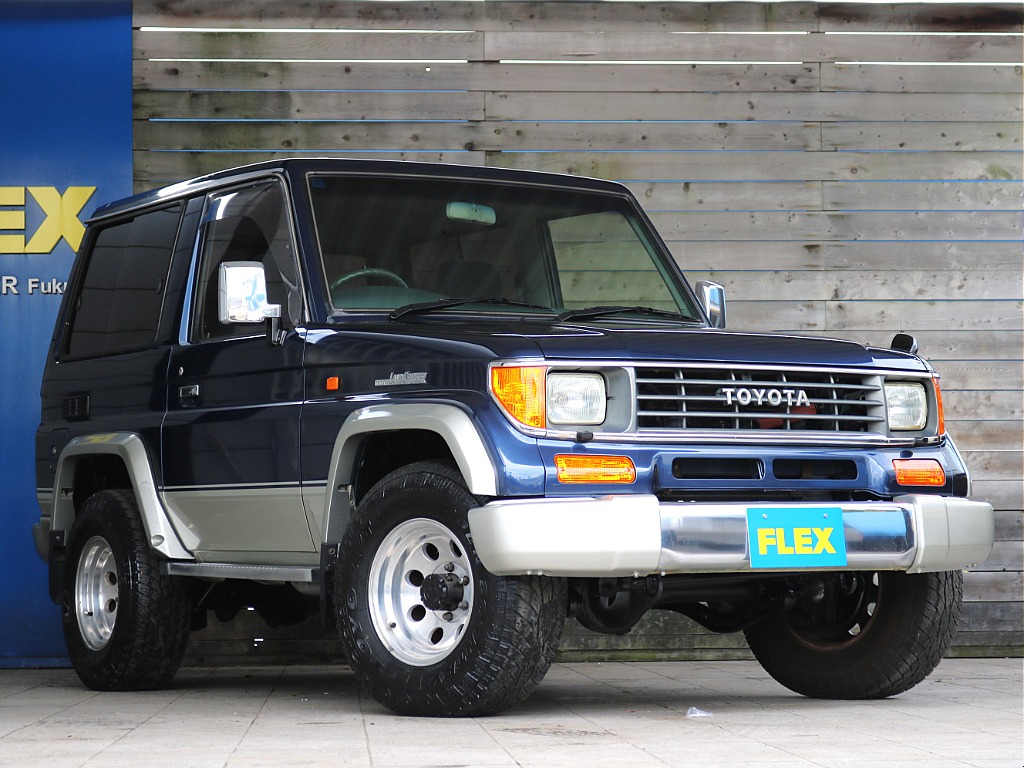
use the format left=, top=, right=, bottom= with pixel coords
left=746, top=507, right=848, bottom=569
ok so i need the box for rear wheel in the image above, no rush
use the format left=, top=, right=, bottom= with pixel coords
left=335, top=462, right=566, bottom=716
left=744, top=570, right=962, bottom=699
left=62, top=489, right=193, bottom=690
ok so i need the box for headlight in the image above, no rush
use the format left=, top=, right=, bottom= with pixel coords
left=885, top=381, right=928, bottom=431
left=547, top=373, right=606, bottom=426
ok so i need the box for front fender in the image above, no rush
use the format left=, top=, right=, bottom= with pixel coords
left=321, top=403, right=500, bottom=541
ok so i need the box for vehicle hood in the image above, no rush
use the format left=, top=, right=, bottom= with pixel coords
left=324, top=318, right=925, bottom=371
left=517, top=324, right=882, bottom=367
left=509, top=321, right=926, bottom=369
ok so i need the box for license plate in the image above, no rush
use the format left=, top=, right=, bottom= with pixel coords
left=746, top=507, right=848, bottom=569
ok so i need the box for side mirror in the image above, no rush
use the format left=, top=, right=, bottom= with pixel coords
left=891, top=332, right=919, bottom=355
left=219, top=261, right=274, bottom=323
left=695, top=280, right=727, bottom=329
left=218, top=261, right=285, bottom=344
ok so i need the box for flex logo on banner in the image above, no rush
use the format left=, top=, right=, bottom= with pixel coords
left=0, top=186, right=95, bottom=254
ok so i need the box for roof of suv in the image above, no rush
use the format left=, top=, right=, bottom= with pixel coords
left=91, top=158, right=631, bottom=222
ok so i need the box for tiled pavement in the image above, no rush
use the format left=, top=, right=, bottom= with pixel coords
left=0, top=658, right=1020, bottom=767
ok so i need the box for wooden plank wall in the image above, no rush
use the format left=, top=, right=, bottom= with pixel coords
left=131, top=1, right=1023, bottom=662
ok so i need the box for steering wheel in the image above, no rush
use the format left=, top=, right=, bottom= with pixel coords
left=330, top=268, right=407, bottom=291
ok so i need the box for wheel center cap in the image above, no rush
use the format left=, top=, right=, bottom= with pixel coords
left=420, top=572, right=465, bottom=612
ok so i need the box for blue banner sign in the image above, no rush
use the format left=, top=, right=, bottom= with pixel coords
left=0, top=0, right=132, bottom=666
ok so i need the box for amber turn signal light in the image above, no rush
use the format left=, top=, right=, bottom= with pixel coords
left=491, top=366, right=546, bottom=429
left=893, top=459, right=946, bottom=487
left=555, top=454, right=636, bottom=484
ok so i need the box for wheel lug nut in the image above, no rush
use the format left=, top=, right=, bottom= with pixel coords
left=461, top=576, right=470, bottom=586
left=442, top=611, right=453, bottom=621
left=444, top=562, right=455, bottom=572
left=458, top=601, right=469, bottom=611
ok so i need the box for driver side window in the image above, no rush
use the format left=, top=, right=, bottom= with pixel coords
left=193, top=180, right=299, bottom=340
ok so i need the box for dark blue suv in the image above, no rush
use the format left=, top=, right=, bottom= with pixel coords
left=35, top=159, right=994, bottom=716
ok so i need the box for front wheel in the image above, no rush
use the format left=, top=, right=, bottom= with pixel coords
left=334, top=462, right=566, bottom=717
left=62, top=489, right=193, bottom=690
left=744, top=570, right=963, bottom=699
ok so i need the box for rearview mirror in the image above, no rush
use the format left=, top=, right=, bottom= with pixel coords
left=446, top=202, right=496, bottom=225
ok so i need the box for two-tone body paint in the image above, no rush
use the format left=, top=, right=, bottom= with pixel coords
left=298, top=321, right=552, bottom=540
left=34, top=158, right=984, bottom=587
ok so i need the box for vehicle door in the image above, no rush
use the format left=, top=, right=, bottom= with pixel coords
left=41, top=200, right=190, bottom=473
left=161, top=177, right=313, bottom=559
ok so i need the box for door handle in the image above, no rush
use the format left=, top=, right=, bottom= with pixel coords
left=178, top=384, right=200, bottom=400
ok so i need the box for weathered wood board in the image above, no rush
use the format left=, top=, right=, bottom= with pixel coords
left=135, top=60, right=825, bottom=93
left=134, top=119, right=824, bottom=152
left=481, top=31, right=1023, bottom=63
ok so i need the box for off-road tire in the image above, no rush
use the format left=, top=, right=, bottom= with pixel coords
left=62, top=488, right=193, bottom=691
left=334, top=461, right=566, bottom=717
left=744, top=570, right=962, bottom=699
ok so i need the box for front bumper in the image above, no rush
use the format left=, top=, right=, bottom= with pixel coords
left=467, top=494, right=994, bottom=577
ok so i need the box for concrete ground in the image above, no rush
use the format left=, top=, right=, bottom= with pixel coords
left=0, top=658, right=1019, bottom=768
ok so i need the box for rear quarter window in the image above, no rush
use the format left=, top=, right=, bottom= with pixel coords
left=65, top=203, right=183, bottom=357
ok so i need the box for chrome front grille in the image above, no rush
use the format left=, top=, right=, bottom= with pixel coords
left=635, top=365, right=886, bottom=433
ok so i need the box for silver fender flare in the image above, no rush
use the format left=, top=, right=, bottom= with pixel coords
left=322, top=403, right=499, bottom=540
left=52, top=433, right=194, bottom=560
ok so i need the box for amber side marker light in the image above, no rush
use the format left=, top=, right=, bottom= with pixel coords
left=555, top=454, right=636, bottom=484
left=893, top=459, right=946, bottom=487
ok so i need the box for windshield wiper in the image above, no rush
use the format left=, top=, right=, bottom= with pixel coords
left=390, top=297, right=556, bottom=321
left=558, top=305, right=700, bottom=323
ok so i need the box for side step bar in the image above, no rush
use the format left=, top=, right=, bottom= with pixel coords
left=163, top=561, right=318, bottom=583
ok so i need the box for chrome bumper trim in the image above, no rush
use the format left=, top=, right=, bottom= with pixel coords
left=554, top=430, right=920, bottom=448
left=467, top=494, right=994, bottom=577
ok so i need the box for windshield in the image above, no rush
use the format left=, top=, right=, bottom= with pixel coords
left=307, top=173, right=697, bottom=319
